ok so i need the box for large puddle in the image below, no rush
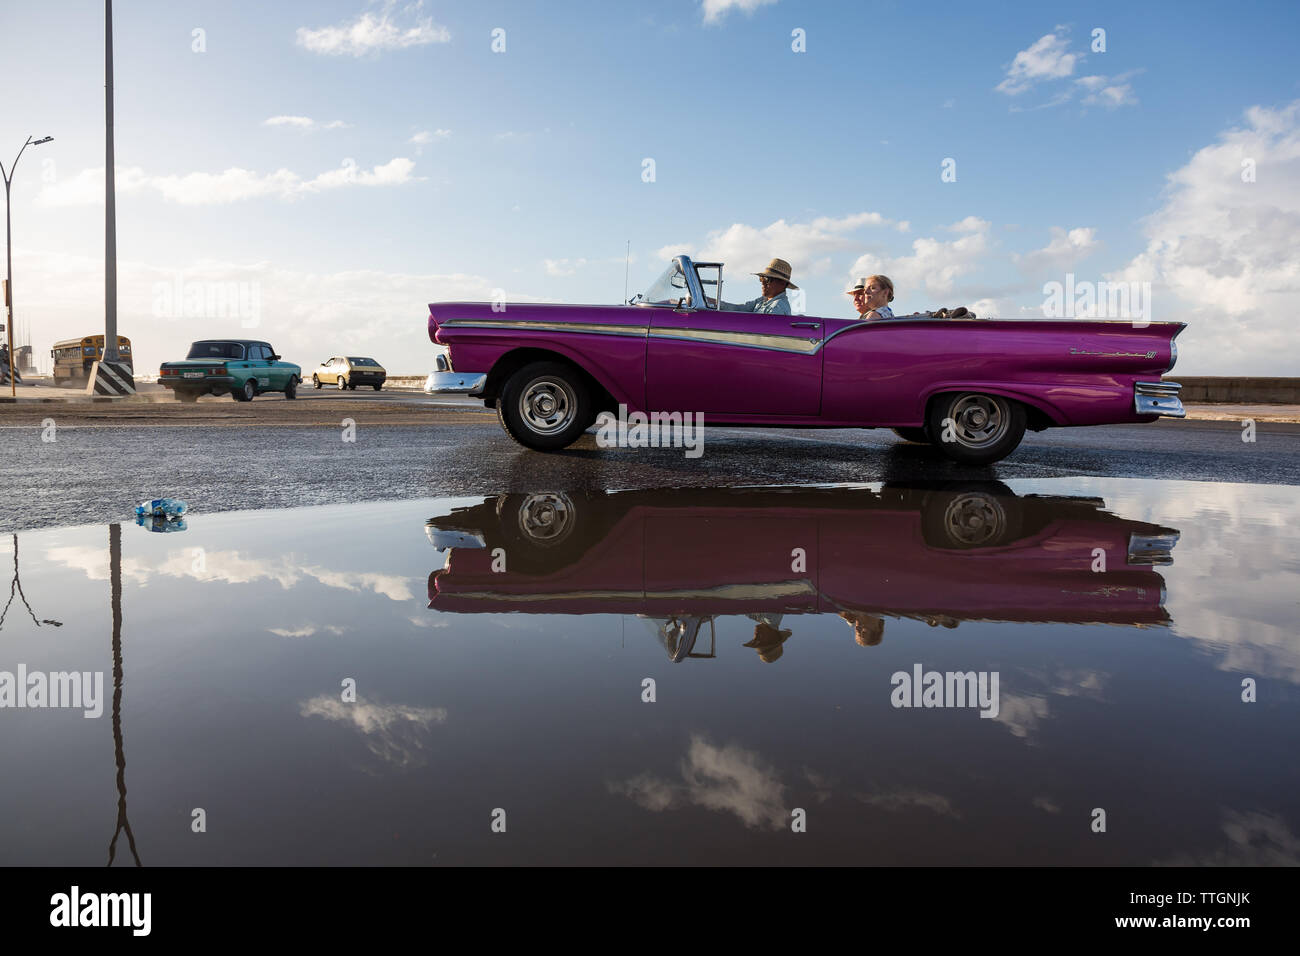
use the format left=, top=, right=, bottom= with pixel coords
left=1, top=478, right=1296, bottom=865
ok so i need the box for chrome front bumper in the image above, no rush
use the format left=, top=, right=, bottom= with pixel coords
left=424, top=527, right=486, bottom=551
left=424, top=371, right=487, bottom=394
left=1134, top=380, right=1185, bottom=418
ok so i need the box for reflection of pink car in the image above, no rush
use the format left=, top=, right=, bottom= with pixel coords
left=428, top=255, right=1186, bottom=464
left=426, top=485, right=1178, bottom=628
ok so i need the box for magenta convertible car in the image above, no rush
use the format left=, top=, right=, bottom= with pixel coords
left=428, top=255, right=1186, bottom=464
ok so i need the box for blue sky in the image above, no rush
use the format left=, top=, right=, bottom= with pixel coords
left=2, top=0, right=1298, bottom=374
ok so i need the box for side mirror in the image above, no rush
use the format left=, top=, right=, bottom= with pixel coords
left=270, top=354, right=281, bottom=361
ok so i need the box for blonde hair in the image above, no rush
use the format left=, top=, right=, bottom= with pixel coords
left=865, top=275, right=895, bottom=302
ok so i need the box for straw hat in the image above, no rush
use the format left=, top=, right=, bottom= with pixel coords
left=753, top=258, right=798, bottom=290
left=743, top=621, right=793, bottom=663
left=845, top=278, right=865, bottom=295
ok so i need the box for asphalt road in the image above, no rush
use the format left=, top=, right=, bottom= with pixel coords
left=1, top=392, right=1296, bottom=531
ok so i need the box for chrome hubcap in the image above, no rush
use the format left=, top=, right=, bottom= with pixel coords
left=520, top=378, right=575, bottom=434
left=517, top=493, right=574, bottom=544
left=942, top=493, right=1005, bottom=546
left=949, top=395, right=1008, bottom=448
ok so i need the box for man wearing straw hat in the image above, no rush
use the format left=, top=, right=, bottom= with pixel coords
left=721, top=257, right=797, bottom=316
left=846, top=275, right=895, bottom=321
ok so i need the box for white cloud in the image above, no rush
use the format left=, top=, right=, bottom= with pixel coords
left=300, top=694, right=447, bottom=769
left=1109, top=100, right=1300, bottom=373
left=263, top=116, right=350, bottom=130
left=996, top=30, right=1079, bottom=95
left=409, top=129, right=449, bottom=146
left=544, top=257, right=588, bottom=276
left=1076, top=72, right=1139, bottom=109
left=37, top=158, right=418, bottom=206
left=848, top=217, right=993, bottom=298
left=1014, top=226, right=1101, bottom=273
left=45, top=542, right=416, bottom=602
left=949, top=215, right=991, bottom=234
left=856, top=788, right=960, bottom=817
left=296, top=2, right=450, bottom=56
left=657, top=211, right=903, bottom=286
left=609, top=734, right=788, bottom=830
left=701, top=0, right=778, bottom=26
left=1156, top=810, right=1300, bottom=867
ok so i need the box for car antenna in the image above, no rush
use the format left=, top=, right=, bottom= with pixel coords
left=623, top=240, right=630, bottom=305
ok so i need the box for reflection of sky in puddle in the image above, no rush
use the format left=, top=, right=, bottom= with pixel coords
left=0, top=480, right=1295, bottom=866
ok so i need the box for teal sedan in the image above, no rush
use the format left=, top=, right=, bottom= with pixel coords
left=159, top=340, right=302, bottom=403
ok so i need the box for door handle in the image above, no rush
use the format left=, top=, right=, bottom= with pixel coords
left=791, top=321, right=820, bottom=329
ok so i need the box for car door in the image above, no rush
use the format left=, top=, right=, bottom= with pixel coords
left=246, top=344, right=268, bottom=389
left=258, top=343, right=282, bottom=389
left=645, top=308, right=823, bottom=417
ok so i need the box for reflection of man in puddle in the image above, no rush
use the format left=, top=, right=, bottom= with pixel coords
left=744, top=613, right=792, bottom=663
left=839, top=610, right=885, bottom=646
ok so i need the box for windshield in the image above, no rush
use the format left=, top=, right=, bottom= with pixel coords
left=187, top=342, right=244, bottom=360
left=639, top=260, right=692, bottom=307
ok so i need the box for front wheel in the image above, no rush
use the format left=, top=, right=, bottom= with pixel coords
left=498, top=361, right=592, bottom=451
left=926, top=392, right=1026, bottom=465
left=284, top=376, right=298, bottom=400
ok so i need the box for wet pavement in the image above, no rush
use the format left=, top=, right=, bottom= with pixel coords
left=0, top=477, right=1296, bottom=865
left=0, top=416, right=1297, bottom=532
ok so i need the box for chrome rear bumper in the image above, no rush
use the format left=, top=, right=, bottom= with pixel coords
left=425, top=371, right=486, bottom=394
left=1134, top=380, right=1185, bottom=418
left=1127, top=531, right=1180, bottom=565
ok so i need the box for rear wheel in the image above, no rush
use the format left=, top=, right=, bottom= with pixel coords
left=234, top=380, right=256, bottom=402
left=336, top=376, right=347, bottom=391
left=927, top=392, right=1026, bottom=465
left=312, top=375, right=321, bottom=389
left=498, top=361, right=591, bottom=451
left=373, top=384, right=382, bottom=391
left=921, top=489, right=1023, bottom=548
left=284, top=376, right=298, bottom=400
left=892, top=426, right=931, bottom=444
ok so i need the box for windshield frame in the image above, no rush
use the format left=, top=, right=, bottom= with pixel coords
left=633, top=255, right=707, bottom=309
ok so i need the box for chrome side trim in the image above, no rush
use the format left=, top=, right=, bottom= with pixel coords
left=648, top=326, right=821, bottom=355
left=1134, top=380, right=1185, bottom=418
left=442, top=579, right=819, bottom=603
left=426, top=371, right=487, bottom=393
left=437, top=319, right=649, bottom=337
left=439, top=317, right=820, bottom=355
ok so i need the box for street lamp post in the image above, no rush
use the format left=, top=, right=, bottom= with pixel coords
left=0, top=135, right=54, bottom=396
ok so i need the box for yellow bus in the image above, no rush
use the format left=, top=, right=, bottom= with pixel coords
left=51, top=335, right=133, bottom=385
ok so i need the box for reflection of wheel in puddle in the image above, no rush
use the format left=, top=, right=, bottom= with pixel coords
left=515, top=493, right=575, bottom=547
left=941, top=493, right=1007, bottom=547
